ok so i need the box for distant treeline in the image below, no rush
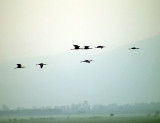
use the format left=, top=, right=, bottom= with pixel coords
left=0, top=101, right=160, bottom=117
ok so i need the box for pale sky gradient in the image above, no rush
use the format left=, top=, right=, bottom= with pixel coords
left=0, top=0, right=160, bottom=108
left=0, top=0, right=160, bottom=61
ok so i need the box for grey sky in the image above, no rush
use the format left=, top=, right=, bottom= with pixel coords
left=0, top=0, right=160, bottom=109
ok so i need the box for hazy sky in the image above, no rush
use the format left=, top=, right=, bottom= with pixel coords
left=0, top=0, right=160, bottom=109
left=0, top=0, right=160, bottom=61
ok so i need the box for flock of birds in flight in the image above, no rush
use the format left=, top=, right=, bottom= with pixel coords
left=14, top=45, right=140, bottom=69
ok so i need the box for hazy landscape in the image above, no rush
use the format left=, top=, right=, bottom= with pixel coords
left=1, top=0, right=160, bottom=122
left=0, top=101, right=160, bottom=123
left=1, top=35, right=160, bottom=122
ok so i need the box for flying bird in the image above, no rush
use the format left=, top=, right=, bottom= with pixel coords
left=81, top=60, right=94, bottom=63
left=14, top=64, right=26, bottom=69
left=83, top=46, right=92, bottom=50
left=95, top=46, right=105, bottom=49
left=71, top=45, right=81, bottom=50
left=36, top=63, right=47, bottom=69
left=129, top=47, right=140, bottom=50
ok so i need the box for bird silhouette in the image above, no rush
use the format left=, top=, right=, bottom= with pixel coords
left=129, top=47, right=140, bottom=50
left=71, top=45, right=81, bottom=50
left=36, top=63, right=47, bottom=69
left=95, top=46, right=105, bottom=49
left=14, top=64, right=26, bottom=69
left=83, top=46, right=92, bottom=50
left=81, top=60, right=94, bottom=63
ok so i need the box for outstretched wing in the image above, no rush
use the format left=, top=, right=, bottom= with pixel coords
left=81, top=60, right=87, bottom=62
left=130, top=47, right=140, bottom=49
left=96, top=46, right=105, bottom=48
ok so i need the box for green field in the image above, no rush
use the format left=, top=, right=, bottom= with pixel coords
left=0, top=114, right=160, bottom=123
